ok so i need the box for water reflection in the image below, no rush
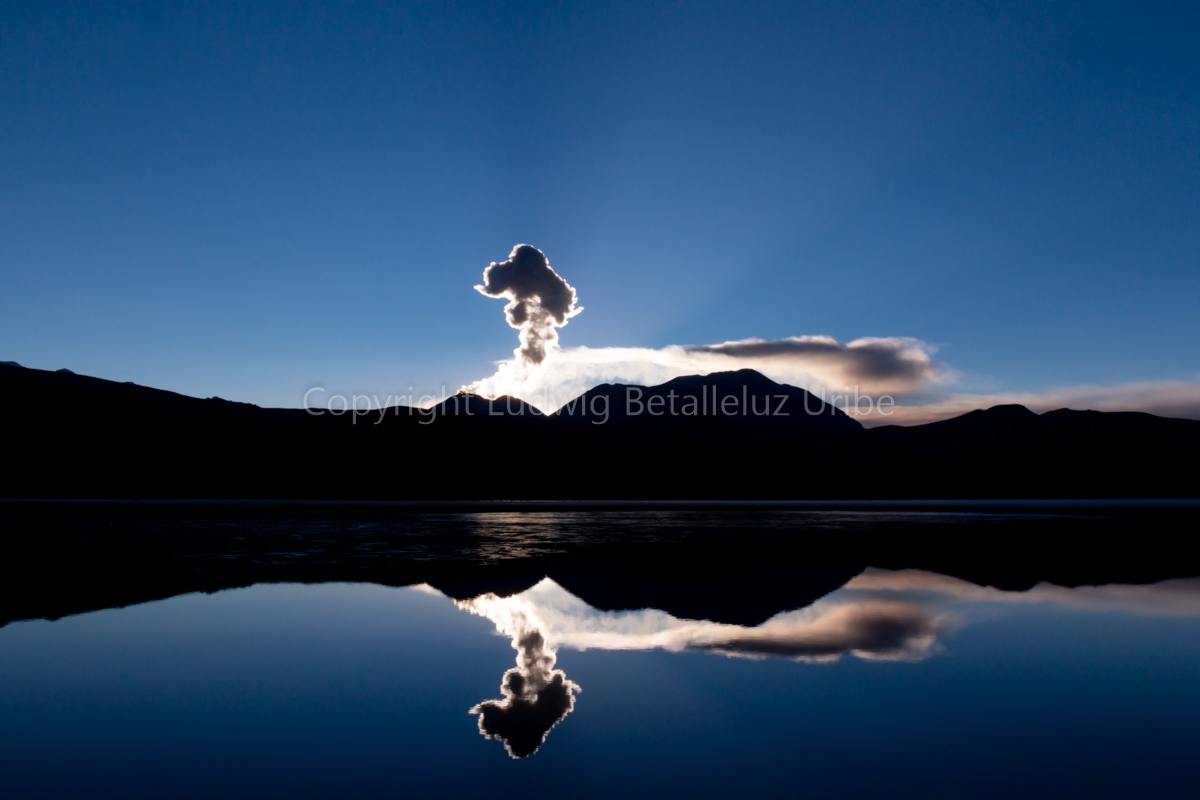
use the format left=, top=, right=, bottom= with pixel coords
left=453, top=569, right=1200, bottom=757
left=846, top=569, right=1200, bottom=614
left=462, top=596, right=580, bottom=758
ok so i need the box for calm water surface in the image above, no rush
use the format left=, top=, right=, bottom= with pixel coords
left=3, top=568, right=1199, bottom=798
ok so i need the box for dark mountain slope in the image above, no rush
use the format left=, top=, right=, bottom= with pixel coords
left=2, top=362, right=1197, bottom=499
left=553, top=368, right=860, bottom=430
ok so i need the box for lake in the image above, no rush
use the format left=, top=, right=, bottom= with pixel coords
left=3, top=560, right=1199, bottom=798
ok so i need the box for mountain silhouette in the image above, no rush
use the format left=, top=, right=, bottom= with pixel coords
left=552, top=368, right=860, bottom=430
left=432, top=392, right=545, bottom=419
left=2, top=361, right=1198, bottom=499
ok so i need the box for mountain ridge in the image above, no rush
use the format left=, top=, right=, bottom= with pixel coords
left=2, top=362, right=1197, bottom=499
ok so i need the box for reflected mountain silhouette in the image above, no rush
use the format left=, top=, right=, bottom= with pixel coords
left=451, top=569, right=1200, bottom=755
left=3, top=501, right=1200, bottom=629
left=435, top=568, right=862, bottom=627
left=550, top=569, right=861, bottom=627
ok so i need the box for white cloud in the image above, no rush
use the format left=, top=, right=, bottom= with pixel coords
left=845, top=569, right=1200, bottom=615
left=449, top=571, right=1200, bottom=755
left=467, top=336, right=945, bottom=413
left=471, top=244, right=581, bottom=384
left=462, top=245, right=1200, bottom=426
left=460, top=578, right=943, bottom=664
left=456, top=572, right=1200, bottom=667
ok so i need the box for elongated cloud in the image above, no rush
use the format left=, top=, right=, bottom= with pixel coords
left=844, top=569, right=1200, bottom=615
left=469, top=337, right=944, bottom=413
left=680, top=600, right=940, bottom=661
left=475, top=244, right=581, bottom=371
left=465, top=245, right=943, bottom=410
left=688, top=336, right=937, bottom=386
left=460, top=578, right=943, bottom=667
left=464, top=247, right=1200, bottom=426
left=446, top=573, right=1200, bottom=754
left=454, top=572, right=1200, bottom=666
left=460, top=248, right=1200, bottom=424
left=456, top=573, right=1200, bottom=667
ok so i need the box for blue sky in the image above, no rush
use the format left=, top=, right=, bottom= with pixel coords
left=2, top=2, right=1198, bottom=417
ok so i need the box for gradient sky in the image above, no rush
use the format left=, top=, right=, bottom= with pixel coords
left=2, top=1, right=1198, bottom=410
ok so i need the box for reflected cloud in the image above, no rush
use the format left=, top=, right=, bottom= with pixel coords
left=844, top=569, right=1200, bottom=615
left=685, top=601, right=939, bottom=661
left=453, top=571, right=1200, bottom=756
left=458, top=580, right=942, bottom=757
left=461, top=580, right=942, bottom=666
left=461, top=594, right=580, bottom=758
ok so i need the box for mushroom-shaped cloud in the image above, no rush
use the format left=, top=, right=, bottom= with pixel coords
left=476, top=244, right=582, bottom=368
left=469, top=628, right=580, bottom=758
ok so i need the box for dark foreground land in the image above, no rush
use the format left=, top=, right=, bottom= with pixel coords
left=3, top=500, right=1197, bottom=629
left=4, top=362, right=1200, bottom=499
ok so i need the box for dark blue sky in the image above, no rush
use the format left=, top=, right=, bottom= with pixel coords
left=2, top=1, right=1197, bottom=409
